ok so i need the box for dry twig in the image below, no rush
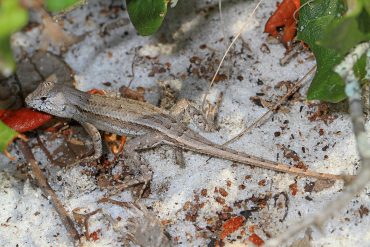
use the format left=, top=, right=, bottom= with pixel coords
left=17, top=140, right=80, bottom=245
left=72, top=208, right=102, bottom=241
left=127, top=47, right=139, bottom=88
left=36, top=135, right=64, bottom=166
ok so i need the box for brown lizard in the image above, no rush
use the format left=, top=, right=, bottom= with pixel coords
left=25, top=81, right=351, bottom=186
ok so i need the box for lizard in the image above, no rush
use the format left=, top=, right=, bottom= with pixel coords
left=25, top=80, right=351, bottom=187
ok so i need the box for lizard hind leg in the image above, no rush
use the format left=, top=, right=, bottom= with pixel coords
left=120, top=133, right=166, bottom=199
left=170, top=98, right=220, bottom=132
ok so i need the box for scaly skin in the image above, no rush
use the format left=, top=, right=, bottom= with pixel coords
left=26, top=81, right=352, bottom=181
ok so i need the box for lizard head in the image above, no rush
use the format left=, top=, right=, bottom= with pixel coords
left=25, top=80, right=76, bottom=118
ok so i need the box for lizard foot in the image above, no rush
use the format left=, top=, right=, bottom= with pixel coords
left=170, top=98, right=220, bottom=132
left=123, top=202, right=171, bottom=247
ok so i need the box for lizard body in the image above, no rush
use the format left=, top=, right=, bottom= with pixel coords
left=26, top=81, right=349, bottom=181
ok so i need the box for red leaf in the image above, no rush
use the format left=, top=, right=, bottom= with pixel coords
left=289, top=181, right=298, bottom=196
left=88, top=230, right=100, bottom=241
left=248, top=233, right=265, bottom=246
left=0, top=108, right=52, bottom=133
left=264, top=0, right=300, bottom=44
left=87, top=88, right=106, bottom=95
left=219, top=216, right=245, bottom=240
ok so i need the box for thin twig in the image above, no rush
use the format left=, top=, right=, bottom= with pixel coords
left=127, top=47, right=138, bottom=88
left=36, top=134, right=64, bottom=167
left=218, top=0, right=227, bottom=46
left=280, top=42, right=305, bottom=65
left=201, top=0, right=263, bottom=109
left=293, top=0, right=315, bottom=22
left=98, top=197, right=131, bottom=207
left=72, top=208, right=102, bottom=240
left=218, top=0, right=231, bottom=81
left=223, top=65, right=316, bottom=146
left=17, top=140, right=80, bottom=245
left=267, top=41, right=370, bottom=246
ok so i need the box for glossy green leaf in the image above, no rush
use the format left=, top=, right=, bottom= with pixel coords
left=365, top=0, right=370, bottom=13
left=45, top=0, right=82, bottom=12
left=298, top=0, right=347, bottom=102
left=299, top=0, right=370, bottom=102
left=126, top=0, right=168, bottom=35
left=319, top=0, right=370, bottom=55
left=353, top=53, right=367, bottom=83
left=0, top=121, right=18, bottom=152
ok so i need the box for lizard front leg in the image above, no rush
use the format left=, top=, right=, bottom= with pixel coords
left=77, top=121, right=164, bottom=198
left=67, top=122, right=103, bottom=167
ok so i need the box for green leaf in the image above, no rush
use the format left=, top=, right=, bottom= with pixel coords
left=45, top=0, right=82, bottom=12
left=0, top=121, right=18, bottom=153
left=299, top=0, right=370, bottom=102
left=353, top=53, right=367, bottom=82
left=319, top=0, right=370, bottom=55
left=298, top=0, right=347, bottom=102
left=126, top=0, right=168, bottom=35
left=365, top=0, right=370, bottom=13
left=0, top=0, right=28, bottom=37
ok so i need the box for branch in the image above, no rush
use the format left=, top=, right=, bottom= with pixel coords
left=17, top=140, right=80, bottom=245
left=266, top=41, right=370, bottom=246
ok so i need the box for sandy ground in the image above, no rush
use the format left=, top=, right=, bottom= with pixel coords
left=1, top=0, right=369, bottom=246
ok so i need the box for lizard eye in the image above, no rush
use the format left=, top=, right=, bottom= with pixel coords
left=40, top=96, right=47, bottom=101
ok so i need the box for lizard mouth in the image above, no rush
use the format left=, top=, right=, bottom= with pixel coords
left=25, top=94, right=35, bottom=107
left=25, top=94, right=44, bottom=111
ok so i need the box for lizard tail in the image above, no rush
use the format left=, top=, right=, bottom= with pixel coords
left=182, top=139, right=353, bottom=181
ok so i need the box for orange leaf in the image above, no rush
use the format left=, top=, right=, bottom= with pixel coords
left=87, top=88, right=106, bottom=95
left=289, top=181, right=298, bottom=196
left=248, top=233, right=265, bottom=246
left=219, top=216, right=245, bottom=240
left=264, top=0, right=300, bottom=44
left=0, top=108, right=52, bottom=133
left=88, top=230, right=101, bottom=241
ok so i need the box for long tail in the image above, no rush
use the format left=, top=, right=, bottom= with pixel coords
left=177, top=136, right=352, bottom=181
